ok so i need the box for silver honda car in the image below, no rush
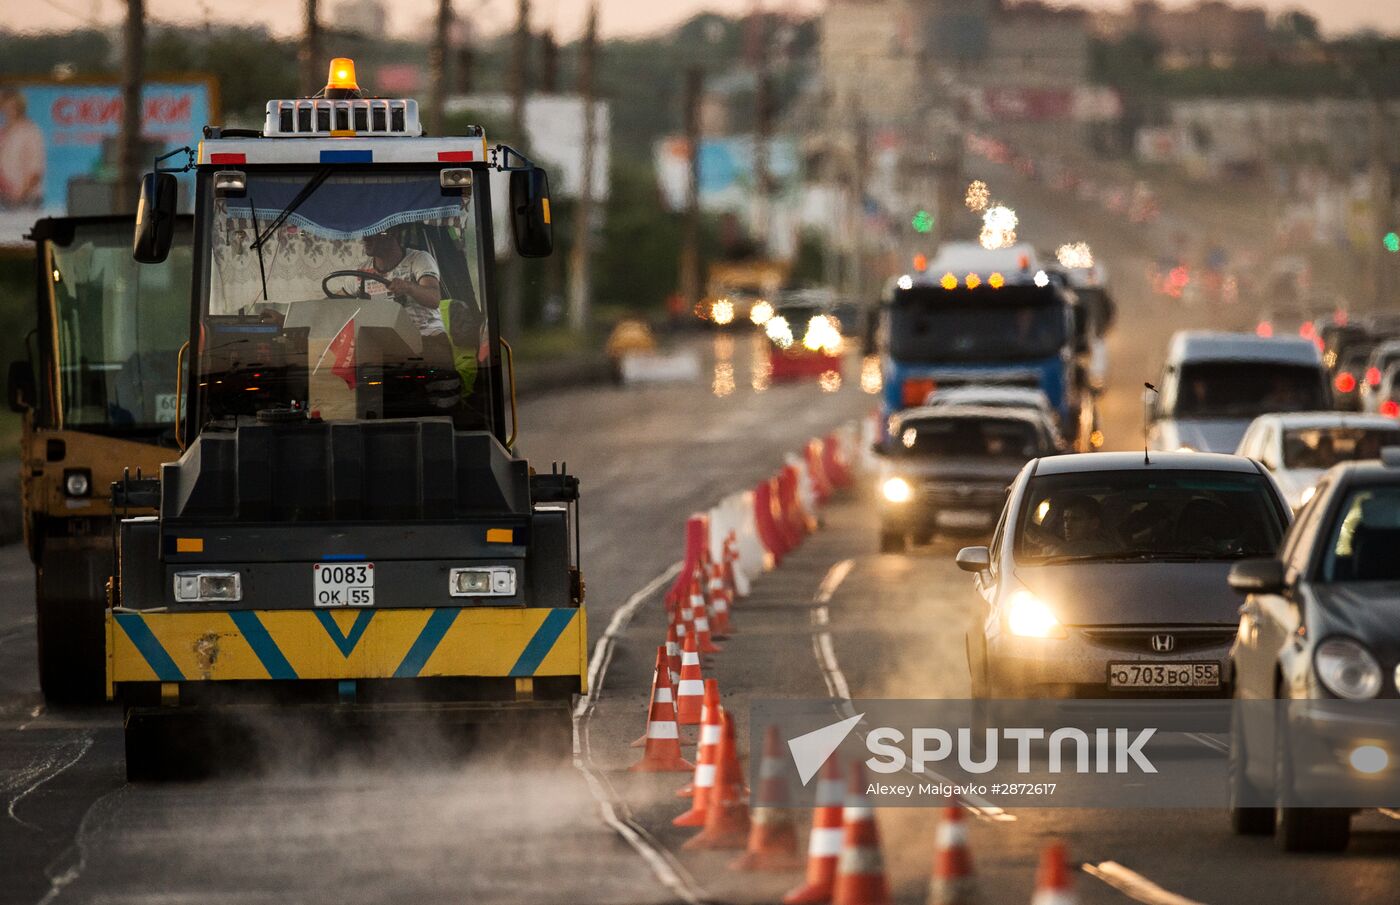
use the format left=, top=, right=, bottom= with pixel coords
left=958, top=452, right=1291, bottom=698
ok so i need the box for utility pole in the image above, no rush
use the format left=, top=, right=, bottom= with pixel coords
left=116, top=0, right=144, bottom=213
left=754, top=68, right=773, bottom=253
left=503, top=0, right=530, bottom=338
left=678, top=67, right=704, bottom=316
left=540, top=29, right=559, bottom=94
left=567, top=1, right=598, bottom=334
left=427, top=0, right=452, bottom=135
left=299, top=0, right=321, bottom=98
left=846, top=108, right=868, bottom=300
left=748, top=5, right=772, bottom=253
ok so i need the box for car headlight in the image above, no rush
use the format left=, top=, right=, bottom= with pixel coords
left=1177, top=445, right=1196, bottom=453
left=881, top=476, right=913, bottom=503
left=1315, top=637, right=1382, bottom=699
left=173, top=570, right=242, bottom=603
left=1006, top=590, right=1066, bottom=639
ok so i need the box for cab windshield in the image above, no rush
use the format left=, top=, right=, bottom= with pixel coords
left=893, top=417, right=1045, bottom=460
left=48, top=219, right=192, bottom=436
left=1015, top=470, right=1286, bottom=565
left=887, top=285, right=1068, bottom=363
left=200, top=167, right=494, bottom=433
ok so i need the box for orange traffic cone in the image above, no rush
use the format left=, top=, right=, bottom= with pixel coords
left=683, top=708, right=751, bottom=849
left=675, top=631, right=705, bottom=725
left=629, top=646, right=693, bottom=773
left=832, top=761, right=891, bottom=905
left=927, top=807, right=976, bottom=905
left=666, top=621, right=682, bottom=685
left=709, top=561, right=734, bottom=637
left=731, top=724, right=801, bottom=870
left=677, top=679, right=722, bottom=799
left=1031, top=842, right=1075, bottom=905
left=690, top=579, right=723, bottom=653
left=630, top=641, right=675, bottom=749
left=784, top=757, right=845, bottom=904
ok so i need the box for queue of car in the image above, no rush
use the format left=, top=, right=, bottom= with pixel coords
left=869, top=300, right=1399, bottom=853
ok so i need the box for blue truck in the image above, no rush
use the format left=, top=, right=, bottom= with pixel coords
left=877, top=244, right=1080, bottom=442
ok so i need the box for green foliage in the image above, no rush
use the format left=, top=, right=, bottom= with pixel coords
left=593, top=157, right=682, bottom=314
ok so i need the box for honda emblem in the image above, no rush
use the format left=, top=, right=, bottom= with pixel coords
left=1151, top=633, right=1175, bottom=653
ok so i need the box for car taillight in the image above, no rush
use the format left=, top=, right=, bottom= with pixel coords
left=903, top=378, right=936, bottom=407
left=1255, top=322, right=1273, bottom=338
left=1335, top=372, right=1357, bottom=394
left=1367, top=367, right=1383, bottom=387
left=1382, top=400, right=1399, bottom=418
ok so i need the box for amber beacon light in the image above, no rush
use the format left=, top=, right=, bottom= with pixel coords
left=325, top=58, right=360, bottom=96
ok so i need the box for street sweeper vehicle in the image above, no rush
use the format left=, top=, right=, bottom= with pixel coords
left=108, top=59, right=586, bottom=779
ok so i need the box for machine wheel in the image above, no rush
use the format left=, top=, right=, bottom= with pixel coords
left=878, top=528, right=907, bottom=554
left=36, top=547, right=110, bottom=706
left=1274, top=727, right=1351, bottom=852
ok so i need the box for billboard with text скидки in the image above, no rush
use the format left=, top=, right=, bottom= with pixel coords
left=0, top=79, right=215, bottom=245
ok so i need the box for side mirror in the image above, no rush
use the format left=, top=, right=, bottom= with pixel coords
left=955, top=545, right=991, bottom=573
left=133, top=172, right=179, bottom=263
left=7, top=360, right=34, bottom=413
left=1228, top=558, right=1287, bottom=595
left=509, top=166, right=553, bottom=259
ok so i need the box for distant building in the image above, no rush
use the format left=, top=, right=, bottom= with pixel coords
left=1095, top=0, right=1271, bottom=69
left=332, top=0, right=388, bottom=37
left=983, top=2, right=1091, bottom=89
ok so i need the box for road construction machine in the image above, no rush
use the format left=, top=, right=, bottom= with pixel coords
left=9, top=215, right=191, bottom=703
left=107, top=59, right=586, bottom=778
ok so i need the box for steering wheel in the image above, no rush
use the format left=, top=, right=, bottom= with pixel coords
left=322, top=269, right=393, bottom=299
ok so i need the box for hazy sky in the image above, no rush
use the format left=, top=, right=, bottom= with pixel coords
left=19, top=0, right=1400, bottom=42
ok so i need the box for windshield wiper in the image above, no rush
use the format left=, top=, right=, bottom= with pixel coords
left=242, top=168, right=332, bottom=305
left=251, top=168, right=332, bottom=253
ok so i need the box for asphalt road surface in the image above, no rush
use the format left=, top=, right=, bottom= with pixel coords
left=5, top=167, right=1399, bottom=905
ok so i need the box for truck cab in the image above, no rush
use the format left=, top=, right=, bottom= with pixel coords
left=877, top=244, right=1078, bottom=441
left=107, top=61, right=585, bottom=778
left=9, top=215, right=191, bottom=703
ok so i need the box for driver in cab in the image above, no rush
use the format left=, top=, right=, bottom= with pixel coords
left=358, top=230, right=445, bottom=338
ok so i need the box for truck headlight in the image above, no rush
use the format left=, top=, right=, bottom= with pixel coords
left=173, top=570, right=242, bottom=603
left=1315, top=637, right=1381, bottom=699
left=449, top=566, right=516, bottom=597
left=881, top=476, right=913, bottom=503
left=63, top=469, right=91, bottom=498
left=1006, top=590, right=1066, bottom=639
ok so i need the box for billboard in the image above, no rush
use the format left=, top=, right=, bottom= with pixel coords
left=0, top=79, right=216, bottom=246
left=652, top=135, right=800, bottom=213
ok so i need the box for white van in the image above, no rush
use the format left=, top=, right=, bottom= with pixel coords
left=1149, top=331, right=1328, bottom=453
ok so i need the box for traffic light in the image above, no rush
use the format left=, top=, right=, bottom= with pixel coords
left=1385, top=231, right=1400, bottom=254
left=912, top=253, right=928, bottom=272
left=911, top=209, right=935, bottom=234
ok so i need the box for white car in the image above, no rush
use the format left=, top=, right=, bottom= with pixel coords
left=1235, top=412, right=1400, bottom=511
left=1148, top=331, right=1328, bottom=453
left=923, top=385, right=1055, bottom=418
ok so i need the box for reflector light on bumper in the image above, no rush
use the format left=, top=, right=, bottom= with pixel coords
left=173, top=571, right=243, bottom=603
left=449, top=566, right=516, bottom=597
